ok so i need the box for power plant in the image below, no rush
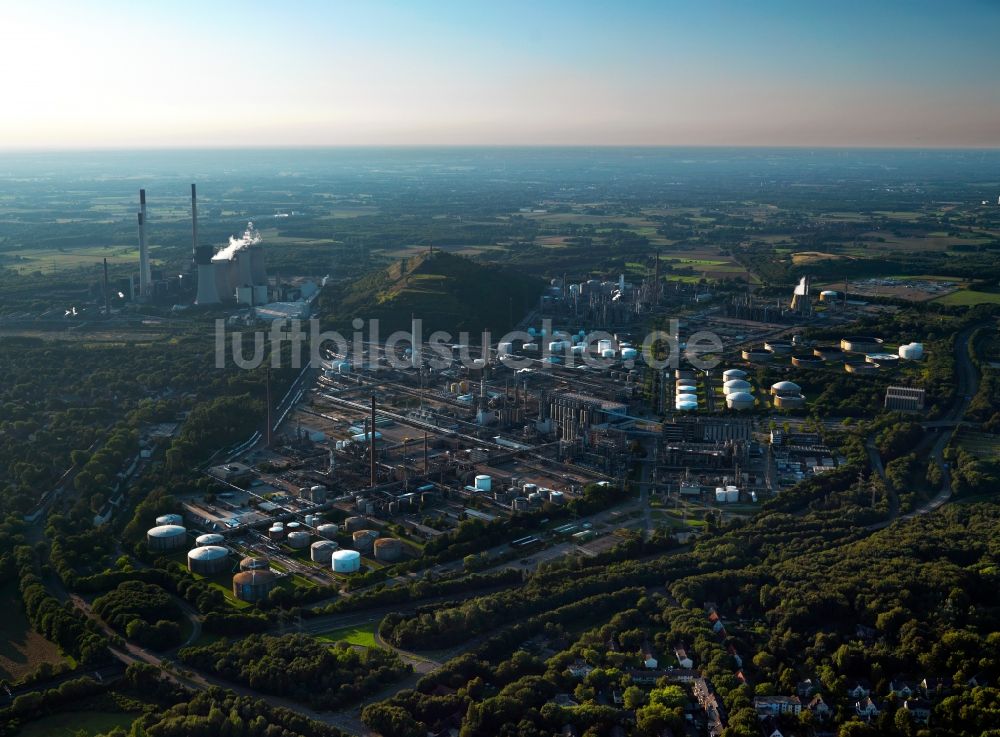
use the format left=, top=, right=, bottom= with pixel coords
left=131, top=183, right=269, bottom=306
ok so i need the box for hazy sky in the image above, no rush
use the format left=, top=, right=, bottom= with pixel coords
left=2, top=0, right=998, bottom=149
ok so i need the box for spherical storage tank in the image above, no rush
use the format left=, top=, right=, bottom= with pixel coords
left=722, top=368, right=747, bottom=381
left=310, top=540, right=338, bottom=564
left=155, top=514, right=183, bottom=526
left=352, top=529, right=378, bottom=554
left=373, top=537, right=403, bottom=562
left=726, top=392, right=755, bottom=410
left=723, top=379, right=751, bottom=395
left=232, top=569, right=277, bottom=602
left=287, top=531, right=311, bottom=549
left=187, top=546, right=229, bottom=575
left=332, top=549, right=361, bottom=574
left=196, top=533, right=224, bottom=547
left=147, top=524, right=187, bottom=552
left=899, top=342, right=924, bottom=360
left=240, top=556, right=269, bottom=571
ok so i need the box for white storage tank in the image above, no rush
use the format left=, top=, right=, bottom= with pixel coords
left=601, top=348, right=616, bottom=359
left=474, top=475, right=492, bottom=492
left=310, top=540, right=338, bottom=564
left=722, top=368, right=747, bottom=381
left=317, top=523, right=340, bottom=539
left=287, top=531, right=311, bottom=549
left=726, top=488, right=739, bottom=503
left=675, top=400, right=698, bottom=411
left=899, top=342, right=924, bottom=360
left=715, top=487, right=727, bottom=503
left=723, top=379, right=752, bottom=394
left=147, top=524, right=187, bottom=551
left=726, top=391, right=755, bottom=410
left=522, top=483, right=538, bottom=495
left=155, top=514, right=183, bottom=526
left=196, top=533, right=224, bottom=547
left=498, top=341, right=513, bottom=356
left=770, top=380, right=801, bottom=396
left=621, top=347, right=638, bottom=361
left=549, top=490, right=565, bottom=505
left=597, top=339, right=615, bottom=354
left=675, top=393, right=698, bottom=403
left=332, top=549, right=361, bottom=573
left=187, top=545, right=229, bottom=575
left=677, top=384, right=697, bottom=393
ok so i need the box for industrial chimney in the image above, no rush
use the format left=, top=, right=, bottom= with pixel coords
left=137, top=190, right=152, bottom=298
left=192, top=183, right=221, bottom=304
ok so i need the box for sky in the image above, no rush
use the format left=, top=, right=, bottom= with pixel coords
left=2, top=0, right=998, bottom=149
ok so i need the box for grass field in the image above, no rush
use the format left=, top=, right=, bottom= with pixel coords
left=955, top=429, right=1000, bottom=459
left=0, top=584, right=67, bottom=681
left=16, top=710, right=139, bottom=737
left=315, top=622, right=381, bottom=649
left=933, top=289, right=1000, bottom=306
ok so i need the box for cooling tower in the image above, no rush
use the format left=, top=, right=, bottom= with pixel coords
left=192, top=184, right=221, bottom=305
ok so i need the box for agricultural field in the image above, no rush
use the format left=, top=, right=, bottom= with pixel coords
left=315, top=622, right=382, bottom=649
left=16, top=710, right=139, bottom=737
left=955, top=429, right=1000, bottom=460
left=0, top=584, right=68, bottom=681
left=934, top=288, right=1000, bottom=306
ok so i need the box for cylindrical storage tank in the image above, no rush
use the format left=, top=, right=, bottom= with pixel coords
left=726, top=391, right=755, bottom=410
left=373, top=537, right=403, bottom=562
left=155, top=514, right=183, bottom=526
left=310, top=540, right=338, bottom=564
left=268, top=524, right=285, bottom=541
left=512, top=497, right=529, bottom=511
left=196, top=533, right=224, bottom=547
left=597, top=339, right=615, bottom=353
left=498, top=341, right=513, bottom=356
left=352, top=530, right=378, bottom=555
left=621, top=347, right=638, bottom=361
left=774, top=394, right=806, bottom=409
left=549, top=490, right=565, bottom=505
left=187, top=545, right=229, bottom=575
left=675, top=400, right=698, bottom=411
left=845, top=361, right=879, bottom=375
left=343, top=516, right=366, bottom=533
left=676, top=369, right=696, bottom=380
left=677, top=384, right=698, bottom=394
left=676, top=393, right=698, bottom=403
left=841, top=336, right=883, bottom=354
left=286, top=521, right=300, bottom=531
left=601, top=348, right=616, bottom=359
left=742, top=348, right=772, bottom=362
left=287, top=531, right=311, bottom=549
left=548, top=341, right=563, bottom=353
left=770, top=380, right=801, bottom=396
left=726, top=489, right=739, bottom=503
left=147, top=525, right=187, bottom=552
left=474, top=475, right=492, bottom=492
left=522, top=483, right=538, bottom=495
left=791, top=355, right=824, bottom=369
left=240, top=556, right=269, bottom=571
left=764, top=340, right=793, bottom=355
left=819, top=290, right=839, bottom=302
left=723, top=379, right=751, bottom=394
left=522, top=343, right=538, bottom=352
left=867, top=353, right=899, bottom=367
left=316, top=523, right=340, bottom=539
left=715, top=488, right=727, bottom=503
left=722, top=368, right=747, bottom=381
left=571, top=344, right=585, bottom=355
left=232, top=569, right=277, bottom=602
left=899, top=342, right=924, bottom=360
left=813, top=345, right=845, bottom=361
left=528, top=492, right=542, bottom=506
left=332, top=549, right=361, bottom=573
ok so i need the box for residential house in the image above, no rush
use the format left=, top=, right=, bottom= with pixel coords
left=796, top=678, right=819, bottom=698
left=889, top=678, right=916, bottom=699
left=903, top=698, right=932, bottom=725
left=855, top=696, right=879, bottom=720
left=754, top=695, right=802, bottom=718
left=919, top=676, right=950, bottom=700
left=760, top=717, right=785, bottom=737
left=807, top=694, right=831, bottom=719
left=847, top=680, right=872, bottom=699
left=675, top=644, right=694, bottom=669
left=727, top=644, right=743, bottom=668
left=642, top=641, right=659, bottom=669
left=567, top=660, right=594, bottom=680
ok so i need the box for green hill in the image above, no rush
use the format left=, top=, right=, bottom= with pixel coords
left=316, top=250, right=545, bottom=337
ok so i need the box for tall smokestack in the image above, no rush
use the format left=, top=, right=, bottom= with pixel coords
left=103, top=258, right=110, bottom=317
left=191, top=183, right=199, bottom=259
left=370, top=395, right=377, bottom=488
left=137, top=211, right=150, bottom=299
